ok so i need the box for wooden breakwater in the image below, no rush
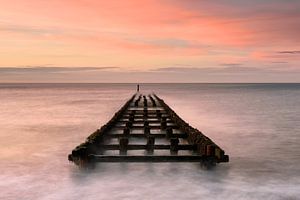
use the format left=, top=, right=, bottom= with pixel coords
left=68, top=93, right=229, bottom=167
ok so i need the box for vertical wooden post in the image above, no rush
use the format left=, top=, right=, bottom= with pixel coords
left=161, top=117, right=167, bottom=130
left=156, top=111, right=162, bottom=118
left=144, top=120, right=149, bottom=127
left=123, top=128, right=130, bottom=136
left=214, top=147, right=225, bottom=161
left=134, top=100, right=139, bottom=107
left=166, top=127, right=173, bottom=138
left=170, top=138, right=179, bottom=155
left=129, top=115, right=134, bottom=123
left=126, top=121, right=132, bottom=128
left=199, top=140, right=206, bottom=155
left=144, top=126, right=150, bottom=136
left=129, top=110, right=135, bottom=121
left=147, top=136, right=155, bottom=155
left=194, top=143, right=199, bottom=154
left=119, top=137, right=128, bottom=155
left=206, top=145, right=215, bottom=156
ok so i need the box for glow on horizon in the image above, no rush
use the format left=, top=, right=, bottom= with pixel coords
left=0, top=0, right=299, bottom=82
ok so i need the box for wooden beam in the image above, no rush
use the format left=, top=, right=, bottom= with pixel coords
left=99, top=144, right=195, bottom=150
left=104, top=133, right=187, bottom=139
left=89, top=155, right=207, bottom=162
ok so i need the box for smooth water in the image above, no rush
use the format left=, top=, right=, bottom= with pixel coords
left=0, top=83, right=299, bottom=200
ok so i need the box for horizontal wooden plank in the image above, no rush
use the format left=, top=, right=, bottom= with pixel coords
left=125, top=110, right=166, bottom=113
left=89, top=155, right=206, bottom=162
left=119, top=120, right=173, bottom=123
left=105, top=133, right=187, bottom=138
left=100, top=144, right=195, bottom=150
left=122, top=115, right=170, bottom=119
left=114, top=125, right=179, bottom=129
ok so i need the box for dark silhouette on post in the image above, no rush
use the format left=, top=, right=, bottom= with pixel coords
left=137, top=84, right=140, bottom=92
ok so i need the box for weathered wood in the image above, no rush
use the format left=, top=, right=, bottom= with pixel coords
left=119, top=119, right=172, bottom=123
left=146, top=136, right=155, bottom=154
left=68, top=93, right=229, bottom=168
left=119, top=137, right=128, bottom=155
left=114, top=125, right=179, bottom=129
left=125, top=121, right=132, bottom=128
left=166, top=127, right=173, bottom=138
left=98, top=144, right=195, bottom=150
left=161, top=117, right=167, bottom=129
left=104, top=133, right=187, bottom=139
left=144, top=126, right=150, bottom=136
left=170, top=138, right=179, bottom=155
left=123, top=128, right=130, bottom=136
left=89, top=155, right=208, bottom=162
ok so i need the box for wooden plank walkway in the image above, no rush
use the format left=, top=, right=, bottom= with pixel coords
left=68, top=93, right=229, bottom=167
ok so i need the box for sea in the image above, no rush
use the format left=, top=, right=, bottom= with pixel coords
left=0, top=83, right=299, bottom=200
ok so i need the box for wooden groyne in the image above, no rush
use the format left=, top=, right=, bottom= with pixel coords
left=68, top=93, right=229, bottom=167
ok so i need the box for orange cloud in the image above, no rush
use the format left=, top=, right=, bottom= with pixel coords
left=0, top=0, right=299, bottom=78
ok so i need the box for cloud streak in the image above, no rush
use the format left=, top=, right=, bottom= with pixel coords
left=0, top=66, right=299, bottom=83
left=277, top=51, right=300, bottom=54
left=152, top=66, right=278, bottom=74
left=0, top=66, right=119, bottom=73
left=0, top=0, right=300, bottom=82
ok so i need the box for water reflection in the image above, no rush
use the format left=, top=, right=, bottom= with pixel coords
left=1, top=83, right=299, bottom=200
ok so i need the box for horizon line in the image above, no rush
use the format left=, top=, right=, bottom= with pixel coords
left=0, top=82, right=299, bottom=84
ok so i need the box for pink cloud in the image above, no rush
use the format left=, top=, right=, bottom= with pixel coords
left=0, top=0, right=299, bottom=76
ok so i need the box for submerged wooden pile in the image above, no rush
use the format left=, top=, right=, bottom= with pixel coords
left=68, top=93, right=229, bottom=167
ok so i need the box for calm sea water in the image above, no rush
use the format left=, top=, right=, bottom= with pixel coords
left=0, top=83, right=299, bottom=200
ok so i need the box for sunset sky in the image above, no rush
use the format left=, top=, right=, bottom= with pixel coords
left=0, top=0, right=300, bottom=82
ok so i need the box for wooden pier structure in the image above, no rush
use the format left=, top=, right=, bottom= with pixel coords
left=68, top=93, right=229, bottom=167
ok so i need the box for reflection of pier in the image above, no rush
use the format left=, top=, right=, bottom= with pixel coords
left=68, top=93, right=229, bottom=167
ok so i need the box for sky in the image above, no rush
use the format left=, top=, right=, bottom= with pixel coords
left=0, top=0, right=300, bottom=82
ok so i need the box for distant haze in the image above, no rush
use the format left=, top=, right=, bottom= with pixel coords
left=0, top=0, right=299, bottom=82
